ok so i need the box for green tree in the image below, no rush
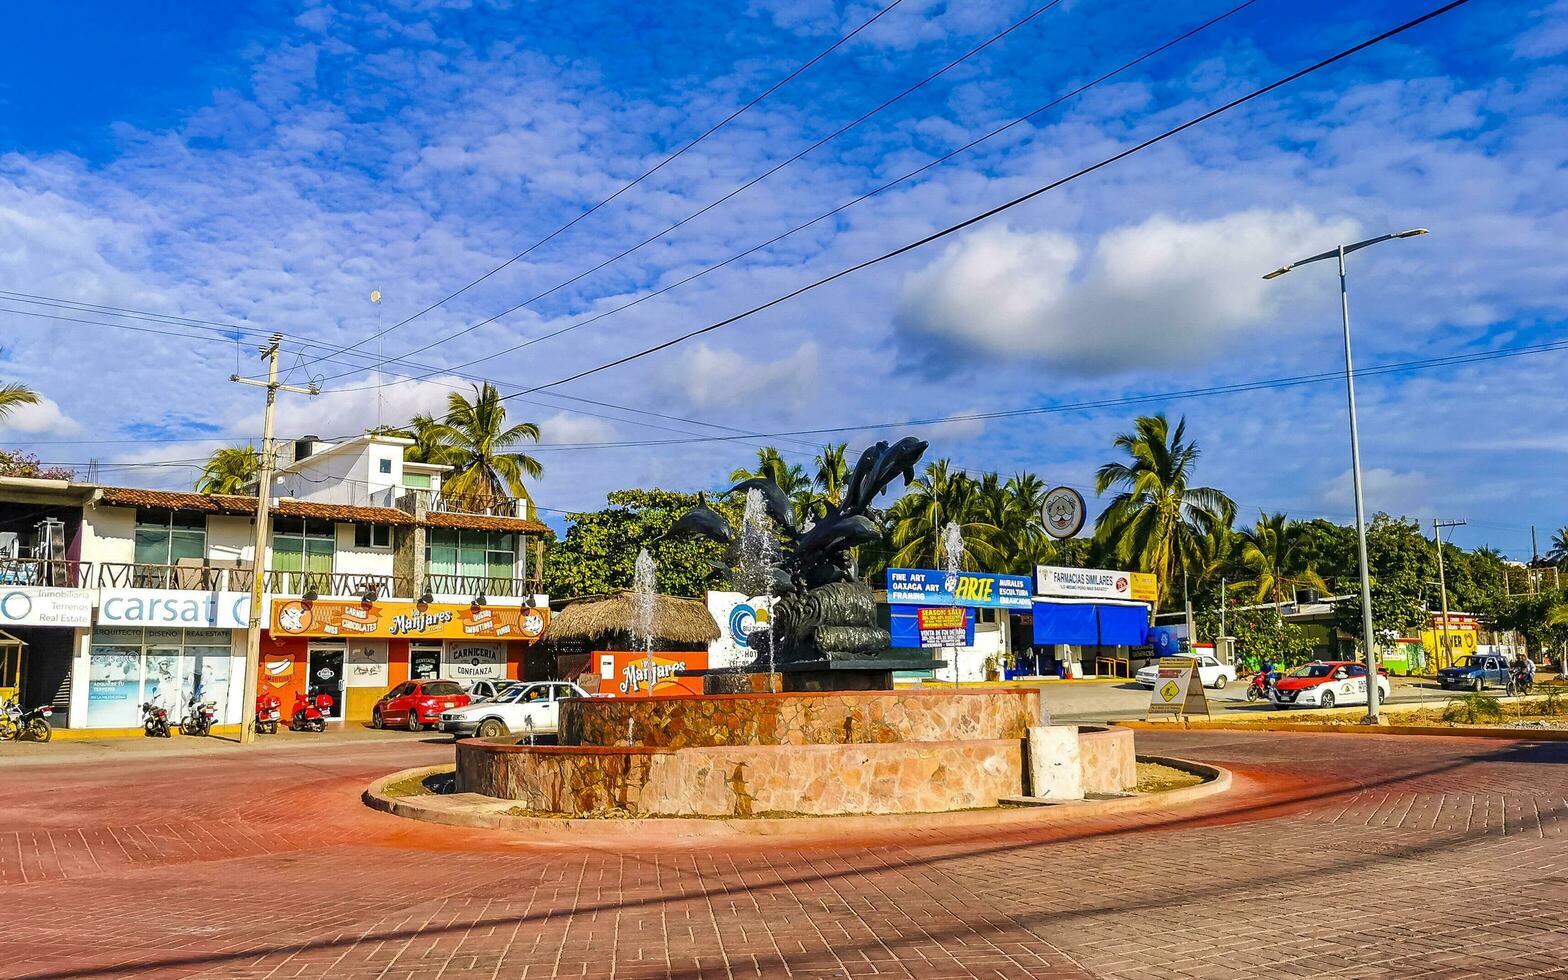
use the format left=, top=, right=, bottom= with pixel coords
left=0, top=449, right=73, bottom=480
left=887, top=460, right=1000, bottom=570
left=195, top=446, right=260, bottom=494
left=1546, top=527, right=1568, bottom=567
left=427, top=383, right=542, bottom=511
left=542, top=489, right=740, bottom=598
left=811, top=443, right=851, bottom=516
left=0, top=382, right=39, bottom=422
left=1332, top=514, right=1431, bottom=645
left=1196, top=600, right=1316, bottom=673
left=1093, top=414, right=1236, bottom=609
left=1238, top=512, right=1330, bottom=610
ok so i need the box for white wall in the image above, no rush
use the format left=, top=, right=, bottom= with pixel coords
left=207, top=515, right=254, bottom=563
left=334, top=523, right=397, bottom=578
left=79, top=505, right=136, bottom=565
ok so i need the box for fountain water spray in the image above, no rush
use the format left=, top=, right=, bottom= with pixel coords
left=631, top=547, right=657, bottom=742
left=942, top=522, right=964, bottom=690
left=736, top=488, right=781, bottom=692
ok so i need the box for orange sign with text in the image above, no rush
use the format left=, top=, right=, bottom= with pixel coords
left=598, top=650, right=709, bottom=696
left=270, top=600, right=548, bottom=641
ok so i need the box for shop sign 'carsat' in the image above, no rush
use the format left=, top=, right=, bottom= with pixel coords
left=97, top=589, right=253, bottom=629
left=270, top=599, right=548, bottom=641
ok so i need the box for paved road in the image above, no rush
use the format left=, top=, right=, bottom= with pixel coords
left=3, top=729, right=1566, bottom=978
left=1024, top=675, right=1466, bottom=723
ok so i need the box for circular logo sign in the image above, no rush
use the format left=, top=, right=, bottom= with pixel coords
left=275, top=601, right=311, bottom=634
left=1041, top=487, right=1086, bottom=540
left=0, top=590, right=33, bottom=622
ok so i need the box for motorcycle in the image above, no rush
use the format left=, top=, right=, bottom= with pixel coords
left=255, top=693, right=282, bottom=735
left=0, top=697, right=53, bottom=742
left=1245, top=669, right=1279, bottom=703
left=141, top=701, right=172, bottom=738
left=179, top=695, right=218, bottom=737
left=290, top=690, right=333, bottom=733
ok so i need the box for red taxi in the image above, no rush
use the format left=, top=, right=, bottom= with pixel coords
left=1270, top=660, right=1391, bottom=709
left=371, top=679, right=471, bottom=731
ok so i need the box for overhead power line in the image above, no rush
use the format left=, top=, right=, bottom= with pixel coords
left=498, top=0, right=1475, bottom=403
left=308, top=0, right=1069, bottom=385
left=316, top=0, right=1260, bottom=396
left=299, top=0, right=909, bottom=369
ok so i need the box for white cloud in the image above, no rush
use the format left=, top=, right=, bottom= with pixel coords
left=665, top=341, right=821, bottom=411
left=1316, top=467, right=1433, bottom=522
left=538, top=411, right=617, bottom=445
left=894, top=209, right=1359, bottom=376
left=0, top=394, right=82, bottom=436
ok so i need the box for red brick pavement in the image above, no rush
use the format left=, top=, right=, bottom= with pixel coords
left=2, top=730, right=1567, bottom=979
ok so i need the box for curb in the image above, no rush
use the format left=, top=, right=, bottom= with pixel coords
left=1118, top=719, right=1568, bottom=740
left=363, top=756, right=1232, bottom=840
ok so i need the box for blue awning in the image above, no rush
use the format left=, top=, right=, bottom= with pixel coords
left=1031, top=600, right=1149, bottom=646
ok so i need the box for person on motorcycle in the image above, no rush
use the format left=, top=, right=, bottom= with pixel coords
left=1261, top=660, right=1279, bottom=689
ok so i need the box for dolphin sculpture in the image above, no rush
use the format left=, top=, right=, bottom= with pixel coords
left=665, top=492, right=733, bottom=544
left=727, top=477, right=797, bottom=533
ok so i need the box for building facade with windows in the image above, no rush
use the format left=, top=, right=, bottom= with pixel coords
left=0, top=439, right=551, bottom=729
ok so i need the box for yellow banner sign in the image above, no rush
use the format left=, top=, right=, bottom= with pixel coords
left=270, top=599, right=548, bottom=641
left=1129, top=572, right=1158, bottom=603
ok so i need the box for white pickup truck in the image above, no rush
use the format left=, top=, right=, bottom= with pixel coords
left=437, top=681, right=590, bottom=738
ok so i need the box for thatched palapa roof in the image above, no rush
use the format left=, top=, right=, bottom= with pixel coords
left=543, top=592, right=719, bottom=646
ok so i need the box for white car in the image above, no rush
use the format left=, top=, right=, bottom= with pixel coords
left=1135, top=653, right=1237, bottom=690
left=465, top=678, right=523, bottom=702
left=1270, top=661, right=1392, bottom=709
left=438, top=681, right=590, bottom=738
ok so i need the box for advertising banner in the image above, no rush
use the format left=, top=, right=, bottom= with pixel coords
left=705, top=591, right=768, bottom=670
left=1035, top=566, right=1157, bottom=603
left=598, top=650, right=708, bottom=696
left=270, top=599, right=548, bottom=641
left=0, top=586, right=94, bottom=627
left=886, top=568, right=1031, bottom=609
left=98, top=589, right=254, bottom=630
left=442, top=641, right=505, bottom=681
left=1146, top=656, right=1209, bottom=719
left=890, top=605, right=975, bottom=648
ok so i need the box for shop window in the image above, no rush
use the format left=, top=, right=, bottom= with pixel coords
left=271, top=517, right=335, bottom=588
left=426, top=529, right=516, bottom=581
left=354, top=524, right=392, bottom=549
left=402, top=472, right=431, bottom=490
left=85, top=628, right=236, bottom=729
left=134, top=508, right=207, bottom=567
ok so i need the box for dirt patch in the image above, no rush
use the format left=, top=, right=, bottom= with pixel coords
left=383, top=768, right=455, bottom=798
left=1136, top=761, right=1205, bottom=793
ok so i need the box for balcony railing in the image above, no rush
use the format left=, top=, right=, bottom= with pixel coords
left=94, top=562, right=413, bottom=600
left=425, top=571, right=542, bottom=600
left=395, top=488, right=532, bottom=520
left=0, top=557, right=90, bottom=588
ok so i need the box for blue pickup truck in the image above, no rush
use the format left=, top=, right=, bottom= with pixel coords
left=1436, top=654, right=1512, bottom=691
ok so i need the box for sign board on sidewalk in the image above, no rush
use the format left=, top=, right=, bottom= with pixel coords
left=1146, top=656, right=1210, bottom=719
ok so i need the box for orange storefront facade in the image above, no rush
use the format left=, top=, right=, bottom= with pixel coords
left=263, top=600, right=549, bottom=721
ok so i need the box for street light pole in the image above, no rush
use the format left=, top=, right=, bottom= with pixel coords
left=1263, top=228, right=1429, bottom=723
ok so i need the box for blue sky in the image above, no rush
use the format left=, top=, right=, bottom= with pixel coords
left=0, top=0, right=1563, bottom=559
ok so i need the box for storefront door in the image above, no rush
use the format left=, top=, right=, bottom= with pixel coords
left=308, top=645, right=344, bottom=719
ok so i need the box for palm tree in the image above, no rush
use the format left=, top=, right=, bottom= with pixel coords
left=1093, top=414, right=1235, bottom=609
left=1238, top=512, right=1330, bottom=610
left=888, top=460, right=1001, bottom=570
left=1547, top=527, right=1568, bottom=568
left=427, top=383, right=543, bottom=512
left=195, top=446, right=260, bottom=494
left=813, top=443, right=851, bottom=514
left=0, top=382, right=39, bottom=423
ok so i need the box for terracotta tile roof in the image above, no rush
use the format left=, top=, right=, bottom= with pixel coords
left=93, top=486, right=546, bottom=534
left=424, top=510, right=550, bottom=535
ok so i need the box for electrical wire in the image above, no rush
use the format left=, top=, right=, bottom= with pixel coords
left=298, top=0, right=910, bottom=368
left=308, top=0, right=1070, bottom=384
left=315, top=0, right=1262, bottom=396
left=502, top=0, right=1477, bottom=401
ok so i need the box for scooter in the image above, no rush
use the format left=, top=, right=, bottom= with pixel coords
left=0, top=697, right=52, bottom=742
left=255, top=693, right=282, bottom=735
left=290, top=690, right=333, bottom=733
left=179, top=694, right=218, bottom=737
left=141, top=701, right=171, bottom=738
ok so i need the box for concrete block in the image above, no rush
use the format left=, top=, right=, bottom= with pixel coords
left=1026, top=725, right=1083, bottom=801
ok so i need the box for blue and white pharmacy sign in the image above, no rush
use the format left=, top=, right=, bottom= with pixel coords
left=885, top=568, right=1032, bottom=609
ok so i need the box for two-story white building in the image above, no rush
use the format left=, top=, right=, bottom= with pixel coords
left=0, top=433, right=551, bottom=730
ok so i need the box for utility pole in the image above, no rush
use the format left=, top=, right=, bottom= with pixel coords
left=1433, top=520, right=1465, bottom=671
left=231, top=335, right=317, bottom=744
left=1530, top=525, right=1540, bottom=595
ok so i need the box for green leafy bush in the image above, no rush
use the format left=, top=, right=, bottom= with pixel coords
left=1442, top=692, right=1503, bottom=725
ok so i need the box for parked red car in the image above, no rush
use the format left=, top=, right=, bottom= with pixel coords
left=371, top=679, right=471, bottom=732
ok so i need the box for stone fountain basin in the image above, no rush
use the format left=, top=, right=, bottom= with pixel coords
left=454, top=686, right=1135, bottom=818
left=559, top=687, right=1045, bottom=748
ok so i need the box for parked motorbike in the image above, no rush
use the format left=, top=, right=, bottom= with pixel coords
left=1245, top=670, right=1279, bottom=703
left=179, top=695, right=218, bottom=737
left=289, top=690, right=333, bottom=733
left=255, top=693, right=282, bottom=735
left=0, top=697, right=53, bottom=742
left=141, top=701, right=172, bottom=738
